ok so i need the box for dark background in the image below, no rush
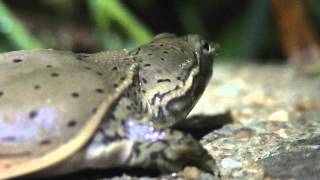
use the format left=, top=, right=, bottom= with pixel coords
left=0, top=0, right=319, bottom=62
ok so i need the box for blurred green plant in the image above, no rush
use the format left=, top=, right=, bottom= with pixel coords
left=176, top=1, right=208, bottom=37
left=306, top=0, right=320, bottom=27
left=240, top=0, right=271, bottom=58
left=0, top=0, right=317, bottom=61
left=217, top=0, right=273, bottom=60
left=0, top=0, right=44, bottom=50
left=88, top=0, right=153, bottom=49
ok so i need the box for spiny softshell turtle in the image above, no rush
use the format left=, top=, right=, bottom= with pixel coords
left=0, top=33, right=218, bottom=179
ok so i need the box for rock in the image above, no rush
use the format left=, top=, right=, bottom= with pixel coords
left=199, top=63, right=320, bottom=179
left=221, top=158, right=242, bottom=169
left=268, top=110, right=289, bottom=122
left=180, top=167, right=219, bottom=180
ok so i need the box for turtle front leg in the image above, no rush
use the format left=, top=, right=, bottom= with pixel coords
left=172, top=113, right=233, bottom=139
left=81, top=116, right=216, bottom=174
left=121, top=119, right=216, bottom=173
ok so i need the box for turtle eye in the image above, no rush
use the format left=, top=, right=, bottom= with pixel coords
left=201, top=41, right=211, bottom=53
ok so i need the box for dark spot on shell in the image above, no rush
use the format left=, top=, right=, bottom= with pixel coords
left=120, top=76, right=126, bottom=81
left=144, top=64, right=151, bottom=67
left=113, top=83, right=118, bottom=88
left=29, top=110, right=38, bottom=119
left=0, top=91, right=3, bottom=97
left=67, top=120, right=77, bottom=128
left=71, top=92, right=80, bottom=98
left=160, top=58, right=165, bottom=61
left=92, top=107, right=97, bottom=114
left=157, top=79, right=171, bottom=83
left=46, top=65, right=53, bottom=68
left=39, top=139, right=51, bottom=146
left=142, top=90, right=146, bottom=94
left=95, top=88, right=104, bottom=93
left=34, top=85, right=40, bottom=90
left=176, top=76, right=181, bottom=81
left=85, top=67, right=91, bottom=70
left=142, top=78, right=148, bottom=84
left=112, top=67, right=118, bottom=71
left=148, top=53, right=152, bottom=56
left=51, top=73, right=59, bottom=77
left=1, top=136, right=16, bottom=142
left=160, top=44, right=164, bottom=47
left=163, top=51, right=168, bottom=54
left=96, top=72, right=103, bottom=76
left=170, top=46, right=175, bottom=50
left=12, top=58, right=22, bottom=63
left=179, top=48, right=185, bottom=53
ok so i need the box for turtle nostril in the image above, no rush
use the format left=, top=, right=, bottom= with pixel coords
left=211, top=43, right=220, bottom=54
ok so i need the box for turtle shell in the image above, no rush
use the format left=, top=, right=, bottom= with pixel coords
left=0, top=49, right=136, bottom=179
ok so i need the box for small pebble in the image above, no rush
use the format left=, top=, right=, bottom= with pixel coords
left=274, top=129, right=289, bottom=138
left=296, top=99, right=320, bottom=111
left=268, top=110, right=289, bottom=122
left=242, top=91, right=268, bottom=106
left=221, top=158, right=242, bottom=169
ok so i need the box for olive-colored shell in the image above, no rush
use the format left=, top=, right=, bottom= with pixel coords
left=0, top=49, right=136, bottom=179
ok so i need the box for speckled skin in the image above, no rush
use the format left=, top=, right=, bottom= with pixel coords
left=0, top=33, right=218, bottom=179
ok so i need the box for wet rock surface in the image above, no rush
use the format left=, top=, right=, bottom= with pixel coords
left=42, top=63, right=320, bottom=179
